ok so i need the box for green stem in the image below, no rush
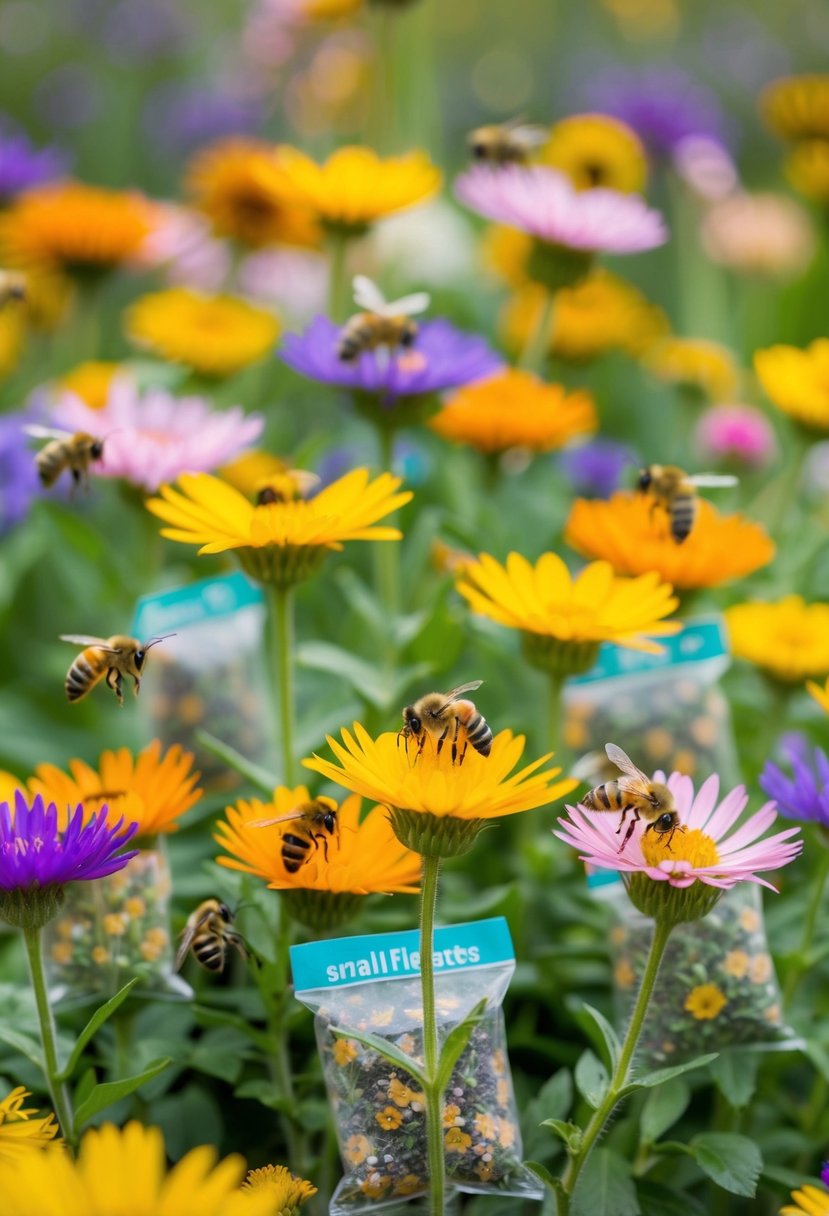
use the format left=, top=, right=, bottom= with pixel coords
left=420, top=854, right=445, bottom=1216
left=268, top=585, right=296, bottom=786
left=518, top=289, right=555, bottom=375
left=549, top=672, right=565, bottom=758
left=22, top=926, right=76, bottom=1149
left=327, top=231, right=350, bottom=323
left=557, top=918, right=673, bottom=1213
left=784, top=846, right=829, bottom=1004
left=367, top=4, right=397, bottom=152
left=374, top=425, right=400, bottom=683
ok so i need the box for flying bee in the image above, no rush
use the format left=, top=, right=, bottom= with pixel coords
left=637, top=464, right=738, bottom=544
left=255, top=465, right=320, bottom=505
left=580, top=743, right=683, bottom=854
left=0, top=270, right=26, bottom=307
left=175, top=899, right=248, bottom=973
left=25, top=425, right=105, bottom=490
left=336, top=274, right=430, bottom=364
left=400, top=680, right=492, bottom=765
left=60, top=633, right=175, bottom=706
left=467, top=117, right=547, bottom=166
left=251, top=798, right=339, bottom=873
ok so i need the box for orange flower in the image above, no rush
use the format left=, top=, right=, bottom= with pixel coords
left=723, top=950, right=750, bottom=979
left=444, top=1128, right=472, bottom=1154
left=442, top=1104, right=461, bottom=1128
left=388, top=1077, right=424, bottom=1108
left=375, top=1107, right=403, bottom=1131
left=393, top=1175, right=423, bottom=1196
left=473, top=1112, right=498, bottom=1140
left=359, top=1173, right=391, bottom=1200
left=332, top=1039, right=358, bottom=1066
left=344, top=1135, right=371, bottom=1165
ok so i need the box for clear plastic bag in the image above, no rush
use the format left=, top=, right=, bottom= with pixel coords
left=290, top=918, right=542, bottom=1213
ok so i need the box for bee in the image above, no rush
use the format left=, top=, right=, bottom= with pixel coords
left=255, top=466, right=320, bottom=505
left=25, top=425, right=105, bottom=490
left=251, top=798, right=339, bottom=873
left=467, top=117, right=547, bottom=166
left=0, top=270, right=26, bottom=307
left=400, top=680, right=492, bottom=765
left=580, top=743, right=683, bottom=853
left=175, top=899, right=248, bottom=973
left=637, top=464, right=738, bottom=544
left=60, top=633, right=175, bottom=706
left=336, top=275, right=430, bottom=363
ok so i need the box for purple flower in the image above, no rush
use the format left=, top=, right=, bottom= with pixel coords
left=0, top=413, right=41, bottom=533
left=822, top=1162, right=829, bottom=1188
left=279, top=315, right=502, bottom=407
left=144, top=84, right=262, bottom=159
left=760, top=745, right=829, bottom=826
left=0, top=793, right=138, bottom=917
left=559, top=439, right=636, bottom=499
left=0, top=120, right=67, bottom=203
left=455, top=166, right=667, bottom=255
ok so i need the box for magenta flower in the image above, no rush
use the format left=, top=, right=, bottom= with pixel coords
left=454, top=165, right=667, bottom=254
left=556, top=770, right=801, bottom=892
left=50, top=375, right=264, bottom=493
left=695, top=404, right=777, bottom=470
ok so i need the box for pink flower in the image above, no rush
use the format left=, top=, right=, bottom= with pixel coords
left=555, top=770, right=801, bottom=892
left=50, top=375, right=264, bottom=492
left=695, top=404, right=778, bottom=469
left=137, top=202, right=230, bottom=292
left=454, top=165, right=668, bottom=254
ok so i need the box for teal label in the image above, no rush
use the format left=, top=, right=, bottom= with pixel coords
left=132, top=572, right=263, bottom=637
left=291, top=917, right=514, bottom=994
left=568, top=617, right=728, bottom=686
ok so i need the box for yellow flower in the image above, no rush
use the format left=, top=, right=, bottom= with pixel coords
left=444, top=1127, right=472, bottom=1153
left=684, top=983, right=727, bottom=1020
left=542, top=113, right=647, bottom=193
left=147, top=468, right=412, bottom=587
left=332, top=1038, right=358, bottom=1066
left=430, top=370, right=597, bottom=454
left=29, top=740, right=202, bottom=839
left=565, top=493, right=775, bottom=590
left=473, top=1112, right=498, bottom=1140
left=808, top=677, right=829, bottom=715
left=614, top=959, right=636, bottom=988
left=0, top=306, right=26, bottom=379
left=750, top=953, right=773, bottom=983
left=739, top=907, right=761, bottom=934
left=0, top=1121, right=273, bottom=1216
left=723, top=950, right=750, bottom=979
left=51, top=942, right=73, bottom=965
left=91, top=946, right=110, bottom=965
left=761, top=75, right=829, bottom=141
left=755, top=339, right=829, bottom=430
left=219, top=451, right=299, bottom=498
left=59, top=361, right=120, bottom=409
left=725, top=597, right=829, bottom=683
left=241, top=1165, right=316, bottom=1212
left=375, top=1106, right=403, bottom=1131
left=359, top=1173, right=391, bottom=1200
left=501, top=274, right=668, bottom=364
left=216, top=785, right=420, bottom=895
left=388, top=1077, right=424, bottom=1108
left=274, top=146, right=441, bottom=232
left=185, top=137, right=320, bottom=249
left=781, top=1183, right=829, bottom=1216
left=302, top=0, right=362, bottom=16
left=344, top=1135, right=371, bottom=1165
left=0, top=183, right=152, bottom=276
left=393, top=1175, right=422, bottom=1196
left=125, top=289, right=280, bottom=379
left=482, top=225, right=532, bottom=287
left=103, top=913, right=127, bottom=936
left=643, top=337, right=740, bottom=402
left=0, top=1089, right=60, bottom=1161
left=785, top=140, right=829, bottom=204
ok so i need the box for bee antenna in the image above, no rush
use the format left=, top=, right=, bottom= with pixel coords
left=144, top=633, right=176, bottom=649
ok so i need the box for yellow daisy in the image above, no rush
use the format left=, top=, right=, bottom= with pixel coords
left=0, top=1121, right=274, bottom=1216
left=274, top=146, right=442, bottom=232
left=429, top=369, right=597, bottom=454
left=755, top=339, right=829, bottom=430
left=725, top=597, right=829, bottom=683
left=565, top=493, right=775, bottom=590
left=185, top=137, right=320, bottom=249
left=0, top=1089, right=60, bottom=1161
left=0, top=182, right=152, bottom=277
left=125, top=289, right=280, bottom=379
left=643, top=337, right=741, bottom=402
left=214, top=784, right=421, bottom=894
left=147, top=468, right=411, bottom=587
left=684, top=983, right=727, bottom=1020
left=241, top=1165, right=316, bottom=1212
left=29, top=740, right=202, bottom=840
left=542, top=113, right=648, bottom=194
left=785, top=140, right=829, bottom=204
left=0, top=305, right=25, bottom=378
left=59, top=361, right=120, bottom=409
left=761, top=75, right=829, bottom=142
left=781, top=1184, right=829, bottom=1216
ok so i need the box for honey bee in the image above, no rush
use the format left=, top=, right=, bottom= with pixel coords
left=25, top=425, right=105, bottom=490
left=467, top=117, right=547, bottom=166
left=60, top=633, right=175, bottom=706
left=0, top=270, right=26, bottom=307
left=637, top=464, right=738, bottom=544
left=336, top=275, right=430, bottom=363
left=580, top=743, right=683, bottom=853
left=400, top=680, right=492, bottom=765
left=175, top=899, right=248, bottom=973
left=255, top=466, right=320, bottom=505
left=251, top=798, right=339, bottom=873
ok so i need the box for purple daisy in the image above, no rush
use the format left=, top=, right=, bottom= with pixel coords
left=0, top=413, right=41, bottom=534
left=558, top=439, right=636, bottom=499
left=0, top=121, right=67, bottom=204
left=279, top=315, right=502, bottom=407
left=760, top=745, right=829, bottom=827
left=454, top=165, right=667, bottom=255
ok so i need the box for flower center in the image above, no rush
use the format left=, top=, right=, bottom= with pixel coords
left=640, top=827, right=719, bottom=868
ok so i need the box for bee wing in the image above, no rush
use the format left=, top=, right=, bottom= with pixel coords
left=291, top=470, right=321, bottom=495
left=249, top=809, right=306, bottom=829
left=605, top=743, right=650, bottom=785
left=616, top=775, right=653, bottom=799
left=59, top=634, right=118, bottom=652
left=510, top=124, right=549, bottom=149
left=433, top=680, right=484, bottom=714
left=175, top=908, right=214, bottom=971
left=382, top=291, right=431, bottom=317
left=352, top=275, right=387, bottom=313
left=24, top=424, right=73, bottom=441
left=687, top=474, right=739, bottom=489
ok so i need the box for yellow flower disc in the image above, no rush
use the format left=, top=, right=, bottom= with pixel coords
left=641, top=827, right=719, bottom=869
left=785, top=139, right=829, bottom=204
left=761, top=75, right=829, bottom=141
left=59, top=361, right=120, bottom=409
left=684, top=983, right=727, bottom=1020
left=542, top=113, right=648, bottom=194
left=725, top=597, right=829, bottom=683
left=755, top=338, right=829, bottom=429
left=643, top=337, right=741, bottom=402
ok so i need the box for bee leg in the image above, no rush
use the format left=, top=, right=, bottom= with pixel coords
left=614, top=806, right=630, bottom=835
left=450, top=716, right=462, bottom=764
left=414, top=732, right=426, bottom=764
left=617, top=809, right=640, bottom=854
left=131, top=675, right=141, bottom=698
left=319, top=833, right=330, bottom=863
left=436, top=724, right=450, bottom=756
left=458, top=737, right=468, bottom=765
left=106, top=667, right=125, bottom=707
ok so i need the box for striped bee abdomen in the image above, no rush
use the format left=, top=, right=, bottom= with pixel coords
left=65, top=649, right=105, bottom=702
left=465, top=712, right=493, bottom=757
left=281, top=833, right=311, bottom=873
left=669, top=493, right=697, bottom=543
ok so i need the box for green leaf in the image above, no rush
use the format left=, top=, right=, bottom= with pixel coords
left=540, top=1119, right=582, bottom=1151
left=709, top=1050, right=759, bottom=1109
left=689, top=1132, right=762, bottom=1197
left=234, top=1079, right=295, bottom=1113
left=74, top=1067, right=97, bottom=1109
left=435, top=999, right=487, bottom=1093
left=74, top=1058, right=172, bottom=1129
left=57, top=979, right=139, bottom=1081
left=524, top=1160, right=561, bottom=1196
left=329, top=1026, right=425, bottom=1086
left=296, top=642, right=431, bottom=711
left=620, top=1052, right=719, bottom=1097
left=640, top=1079, right=690, bottom=1145
left=522, top=1069, right=573, bottom=1160
left=637, top=1180, right=707, bottom=1216
left=0, top=1026, right=44, bottom=1073
left=580, top=1003, right=622, bottom=1071
left=195, top=731, right=276, bottom=794
left=574, top=1049, right=609, bottom=1110
left=571, top=1148, right=640, bottom=1216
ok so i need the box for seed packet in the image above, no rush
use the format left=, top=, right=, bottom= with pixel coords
left=291, top=917, right=542, bottom=1214
left=132, top=573, right=269, bottom=791
left=564, top=616, right=740, bottom=787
